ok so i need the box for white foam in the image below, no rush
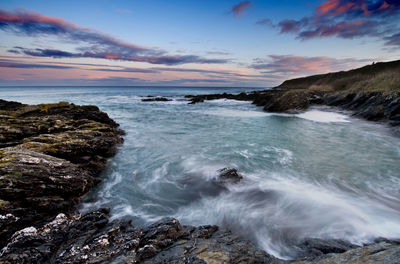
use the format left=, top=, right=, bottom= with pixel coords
left=202, top=109, right=270, bottom=118
left=205, top=99, right=252, bottom=105
left=296, top=110, right=350, bottom=123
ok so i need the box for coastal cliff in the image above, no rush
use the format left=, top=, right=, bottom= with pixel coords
left=1, top=99, right=400, bottom=263
left=187, top=59, right=400, bottom=126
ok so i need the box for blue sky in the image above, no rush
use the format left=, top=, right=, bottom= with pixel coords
left=0, top=0, right=399, bottom=86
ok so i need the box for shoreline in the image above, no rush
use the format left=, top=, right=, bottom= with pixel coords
left=185, top=60, right=400, bottom=129
left=1, top=99, right=400, bottom=263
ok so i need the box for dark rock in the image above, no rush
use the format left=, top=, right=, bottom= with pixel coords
left=217, top=168, right=243, bottom=184
left=293, top=238, right=358, bottom=258
left=293, top=241, right=400, bottom=264
left=0, top=100, right=124, bottom=247
left=0, top=209, right=142, bottom=264
left=142, top=228, right=283, bottom=264
left=184, top=60, right=400, bottom=126
left=141, top=97, right=171, bottom=102
left=188, top=97, right=204, bottom=104
left=0, top=210, right=283, bottom=264
left=186, top=92, right=256, bottom=104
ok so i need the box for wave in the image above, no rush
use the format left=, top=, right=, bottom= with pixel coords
left=296, top=110, right=350, bottom=123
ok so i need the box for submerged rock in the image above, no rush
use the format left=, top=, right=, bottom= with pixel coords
left=141, top=97, right=171, bottom=102
left=217, top=167, right=243, bottom=184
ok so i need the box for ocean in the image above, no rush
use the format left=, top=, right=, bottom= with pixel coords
left=1, top=86, right=400, bottom=259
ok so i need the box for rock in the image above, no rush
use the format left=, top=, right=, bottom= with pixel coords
left=323, top=91, right=400, bottom=123
left=0, top=100, right=124, bottom=247
left=0, top=209, right=141, bottom=264
left=186, top=92, right=256, bottom=104
left=2, top=99, right=400, bottom=264
left=141, top=97, right=171, bottom=102
left=185, top=60, right=400, bottom=126
left=292, top=238, right=358, bottom=259
left=0, top=209, right=282, bottom=264
left=142, top=227, right=283, bottom=264
left=217, top=168, right=243, bottom=184
left=294, top=241, right=400, bottom=264
left=188, top=97, right=204, bottom=104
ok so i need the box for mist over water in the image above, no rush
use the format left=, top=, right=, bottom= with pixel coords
left=1, top=86, right=400, bottom=259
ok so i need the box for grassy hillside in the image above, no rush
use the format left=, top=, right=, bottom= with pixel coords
left=278, top=60, right=400, bottom=95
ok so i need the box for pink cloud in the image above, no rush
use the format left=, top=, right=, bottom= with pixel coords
left=231, top=1, right=252, bottom=17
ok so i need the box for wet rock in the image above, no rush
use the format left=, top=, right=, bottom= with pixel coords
left=323, top=91, right=400, bottom=123
left=0, top=100, right=123, bottom=246
left=0, top=209, right=142, bottom=264
left=142, top=227, right=283, bottom=264
left=217, top=168, right=243, bottom=184
left=0, top=148, right=98, bottom=247
left=294, top=241, right=400, bottom=264
left=186, top=92, right=256, bottom=104
left=141, top=97, right=171, bottom=102
left=293, top=238, right=358, bottom=258
left=185, top=60, right=400, bottom=126
left=0, top=210, right=282, bottom=264
left=188, top=97, right=205, bottom=104
left=142, top=217, right=187, bottom=246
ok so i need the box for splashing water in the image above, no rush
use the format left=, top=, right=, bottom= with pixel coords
left=1, top=86, right=400, bottom=259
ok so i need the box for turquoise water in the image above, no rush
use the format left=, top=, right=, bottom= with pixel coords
left=1, top=86, right=400, bottom=259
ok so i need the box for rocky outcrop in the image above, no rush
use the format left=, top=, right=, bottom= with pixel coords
left=185, top=60, right=400, bottom=126
left=0, top=209, right=282, bottom=264
left=293, top=241, right=400, bottom=264
left=323, top=92, right=400, bottom=126
left=291, top=238, right=359, bottom=259
left=0, top=100, right=124, bottom=247
left=186, top=92, right=255, bottom=104
left=3, top=207, right=400, bottom=263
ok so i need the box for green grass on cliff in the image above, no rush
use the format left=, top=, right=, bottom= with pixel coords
left=278, top=60, right=400, bottom=95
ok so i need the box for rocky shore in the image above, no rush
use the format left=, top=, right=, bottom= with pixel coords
left=1, top=99, right=400, bottom=263
left=186, top=60, right=400, bottom=127
left=0, top=100, right=281, bottom=263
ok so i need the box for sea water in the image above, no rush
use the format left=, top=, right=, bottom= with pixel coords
left=1, top=86, right=399, bottom=259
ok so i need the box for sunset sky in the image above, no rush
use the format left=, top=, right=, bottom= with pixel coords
left=1, top=0, right=399, bottom=87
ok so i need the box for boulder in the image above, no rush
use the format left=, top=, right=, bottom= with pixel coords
left=0, top=100, right=124, bottom=246
left=217, top=168, right=243, bottom=184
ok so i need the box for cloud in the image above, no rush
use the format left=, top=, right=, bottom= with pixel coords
left=206, top=51, right=232, bottom=55
left=298, top=20, right=378, bottom=39
left=384, top=32, right=400, bottom=46
left=0, top=9, right=228, bottom=65
left=259, top=0, right=400, bottom=46
left=277, top=18, right=310, bottom=34
left=230, top=1, right=252, bottom=17
left=316, top=0, right=400, bottom=17
left=251, top=54, right=371, bottom=76
left=256, top=18, right=274, bottom=27
left=13, top=47, right=229, bottom=65
left=92, top=67, right=157, bottom=73
left=0, top=58, right=76, bottom=69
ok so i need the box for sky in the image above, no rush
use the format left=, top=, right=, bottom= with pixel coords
left=0, top=0, right=399, bottom=87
